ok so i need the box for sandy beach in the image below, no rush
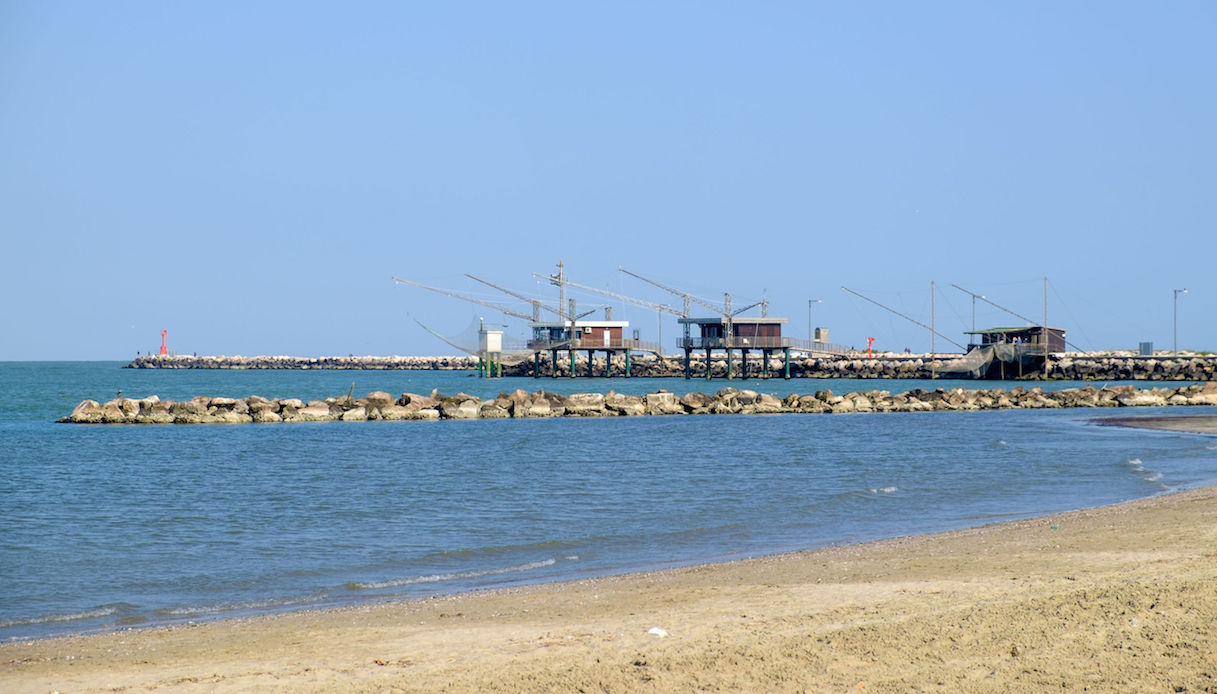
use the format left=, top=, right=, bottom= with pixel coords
left=4, top=421, right=1216, bottom=693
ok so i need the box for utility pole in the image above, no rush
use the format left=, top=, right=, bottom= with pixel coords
left=1174, top=288, right=1189, bottom=354
left=931, top=281, right=936, bottom=380
left=808, top=299, right=821, bottom=345
left=1043, top=277, right=1049, bottom=379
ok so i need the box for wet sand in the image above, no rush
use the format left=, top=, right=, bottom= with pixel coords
left=1097, top=413, right=1217, bottom=435
left=4, top=420, right=1216, bottom=693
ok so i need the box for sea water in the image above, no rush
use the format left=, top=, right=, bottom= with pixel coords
left=2, top=362, right=1215, bottom=641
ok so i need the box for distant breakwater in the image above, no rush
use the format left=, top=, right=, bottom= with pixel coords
left=126, top=353, right=1217, bottom=381
left=61, top=382, right=1217, bottom=424
left=126, top=355, right=478, bottom=370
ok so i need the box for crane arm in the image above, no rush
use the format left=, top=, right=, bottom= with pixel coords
left=465, top=274, right=564, bottom=321
left=617, top=267, right=722, bottom=316
left=730, top=300, right=765, bottom=316
left=561, top=278, right=683, bottom=318
left=393, top=276, right=533, bottom=322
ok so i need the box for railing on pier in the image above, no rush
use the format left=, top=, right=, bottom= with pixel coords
left=527, top=338, right=662, bottom=353
left=678, top=337, right=849, bottom=355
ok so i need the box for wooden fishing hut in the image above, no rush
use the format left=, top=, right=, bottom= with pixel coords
left=528, top=313, right=640, bottom=377
left=951, top=325, right=1067, bottom=379
left=678, top=316, right=794, bottom=379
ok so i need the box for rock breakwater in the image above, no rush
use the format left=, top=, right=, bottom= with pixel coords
left=126, top=355, right=478, bottom=370
left=126, top=353, right=1217, bottom=381
left=61, top=383, right=1217, bottom=424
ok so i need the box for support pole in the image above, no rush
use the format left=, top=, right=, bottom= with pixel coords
left=625, top=350, right=632, bottom=378
left=684, top=349, right=691, bottom=379
left=569, top=348, right=576, bottom=378
left=741, top=349, right=748, bottom=380
left=551, top=349, right=558, bottom=378
left=727, top=348, right=734, bottom=380
left=784, top=347, right=791, bottom=379
left=588, top=349, right=594, bottom=377
left=534, top=351, right=540, bottom=378
left=706, top=348, right=712, bottom=380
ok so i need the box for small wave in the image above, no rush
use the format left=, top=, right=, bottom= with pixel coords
left=868, top=486, right=898, bottom=495
left=0, top=605, right=119, bottom=629
left=350, top=558, right=558, bottom=590
left=156, top=593, right=328, bottom=617
left=1122, top=457, right=1168, bottom=489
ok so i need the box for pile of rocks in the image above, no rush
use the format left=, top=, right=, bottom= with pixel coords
left=127, top=353, right=1217, bottom=381
left=61, top=383, right=1217, bottom=424
left=126, top=355, right=479, bottom=370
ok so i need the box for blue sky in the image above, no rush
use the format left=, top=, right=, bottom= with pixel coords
left=2, top=2, right=1213, bottom=360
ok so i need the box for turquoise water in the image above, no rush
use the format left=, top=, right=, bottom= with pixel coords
left=2, top=362, right=1215, bottom=641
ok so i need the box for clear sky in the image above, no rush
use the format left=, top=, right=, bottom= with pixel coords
left=2, top=2, right=1213, bottom=360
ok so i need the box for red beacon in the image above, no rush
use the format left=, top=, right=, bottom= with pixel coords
left=160, top=330, right=168, bottom=356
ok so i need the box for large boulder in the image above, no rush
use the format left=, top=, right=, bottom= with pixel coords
left=365, top=391, right=394, bottom=409
left=340, top=407, right=368, bottom=421
left=66, top=399, right=102, bottom=423
left=680, top=392, right=712, bottom=413
left=644, top=391, right=683, bottom=415
left=251, top=408, right=283, bottom=423
left=565, top=392, right=606, bottom=416
left=1115, top=391, right=1168, bottom=408
left=754, top=393, right=785, bottom=414
left=440, top=399, right=481, bottom=419
left=479, top=402, right=510, bottom=419
left=512, top=397, right=550, bottom=418
left=537, top=391, right=568, bottom=416
left=605, top=392, right=645, bottom=416
left=796, top=395, right=830, bottom=413
left=377, top=405, right=413, bottom=421
left=294, top=401, right=337, bottom=421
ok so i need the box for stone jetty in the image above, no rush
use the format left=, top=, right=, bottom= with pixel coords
left=126, top=355, right=478, bottom=370
left=61, top=382, right=1217, bottom=424
left=126, top=352, right=1217, bottom=381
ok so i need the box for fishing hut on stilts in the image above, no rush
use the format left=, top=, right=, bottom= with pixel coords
left=618, top=267, right=804, bottom=380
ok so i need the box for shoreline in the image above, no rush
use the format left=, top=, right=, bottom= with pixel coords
left=5, top=478, right=1216, bottom=692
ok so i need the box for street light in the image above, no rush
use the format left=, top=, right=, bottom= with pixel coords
left=808, top=299, right=822, bottom=345
left=1174, top=288, right=1188, bottom=354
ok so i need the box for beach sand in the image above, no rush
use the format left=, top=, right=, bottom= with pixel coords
left=4, top=431, right=1216, bottom=692
left=1096, top=413, right=1217, bottom=435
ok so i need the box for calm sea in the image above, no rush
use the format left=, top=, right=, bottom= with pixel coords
left=2, top=362, right=1215, bottom=642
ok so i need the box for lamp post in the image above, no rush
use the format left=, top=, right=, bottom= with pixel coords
left=808, top=299, right=821, bottom=345
left=1174, top=288, right=1188, bottom=354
